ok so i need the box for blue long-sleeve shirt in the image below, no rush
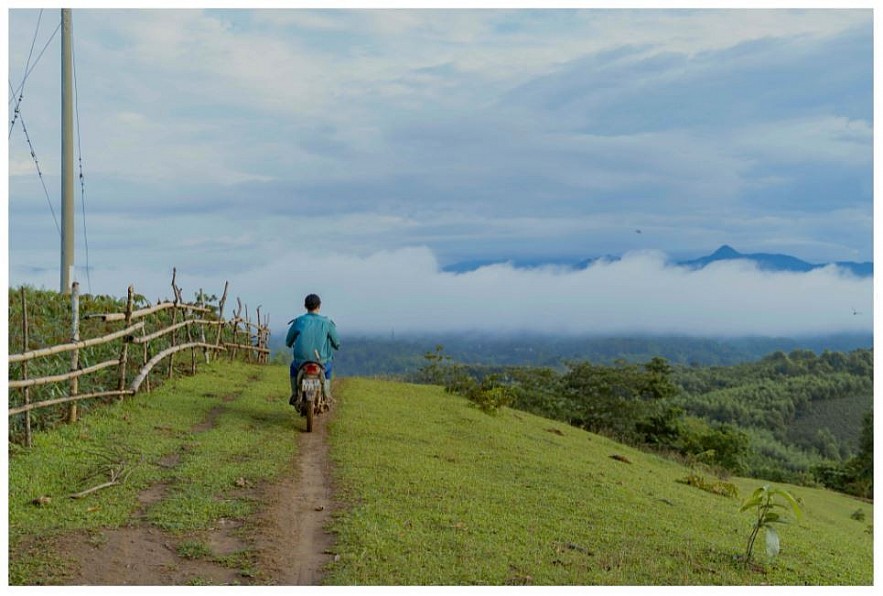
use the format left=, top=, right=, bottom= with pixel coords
left=285, top=312, right=340, bottom=364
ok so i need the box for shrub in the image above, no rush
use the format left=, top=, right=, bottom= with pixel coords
left=673, top=417, right=750, bottom=474
left=464, top=380, right=515, bottom=415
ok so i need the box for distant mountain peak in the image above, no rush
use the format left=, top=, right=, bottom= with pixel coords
left=711, top=245, right=740, bottom=258
left=442, top=246, right=872, bottom=277
left=678, top=246, right=872, bottom=277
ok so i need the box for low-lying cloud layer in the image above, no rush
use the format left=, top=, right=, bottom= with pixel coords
left=33, top=248, right=872, bottom=339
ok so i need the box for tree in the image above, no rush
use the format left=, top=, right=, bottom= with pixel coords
left=559, top=358, right=681, bottom=444
left=844, top=411, right=873, bottom=498
left=812, top=410, right=873, bottom=498
left=812, top=428, right=841, bottom=461
left=641, top=356, right=678, bottom=400
left=417, top=345, right=455, bottom=385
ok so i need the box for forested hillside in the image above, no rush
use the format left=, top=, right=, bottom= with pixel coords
left=306, top=333, right=874, bottom=377
left=410, top=346, right=873, bottom=498
left=671, top=349, right=873, bottom=487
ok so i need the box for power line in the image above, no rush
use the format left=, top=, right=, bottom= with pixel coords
left=10, top=10, right=91, bottom=289
left=9, top=18, right=61, bottom=139
left=9, top=9, right=44, bottom=137
left=8, top=17, right=60, bottom=103
left=9, top=80, right=61, bottom=237
left=72, top=33, right=93, bottom=293
left=25, top=10, right=43, bottom=69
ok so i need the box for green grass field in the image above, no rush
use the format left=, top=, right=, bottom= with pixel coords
left=7, top=361, right=300, bottom=584
left=325, top=377, right=873, bottom=585
left=7, top=364, right=874, bottom=585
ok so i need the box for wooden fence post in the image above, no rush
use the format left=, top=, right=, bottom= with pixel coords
left=117, top=285, right=135, bottom=397
left=169, top=269, right=180, bottom=381
left=216, top=282, right=229, bottom=348
left=141, top=314, right=150, bottom=393
left=187, top=297, right=196, bottom=375
left=198, top=288, right=209, bottom=365
left=256, top=306, right=263, bottom=364
left=20, top=288, right=32, bottom=447
left=245, top=305, right=252, bottom=364
left=230, top=299, right=242, bottom=361
left=261, top=314, right=266, bottom=364
left=265, top=313, right=271, bottom=364
left=68, top=282, right=80, bottom=424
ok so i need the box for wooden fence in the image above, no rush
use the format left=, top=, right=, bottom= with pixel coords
left=8, top=271, right=271, bottom=446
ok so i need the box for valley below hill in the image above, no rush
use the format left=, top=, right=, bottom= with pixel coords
left=300, top=333, right=874, bottom=377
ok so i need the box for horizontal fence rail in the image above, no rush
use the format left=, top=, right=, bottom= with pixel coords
left=130, top=342, right=227, bottom=392
left=131, top=319, right=220, bottom=345
left=9, top=322, right=146, bottom=363
left=83, top=301, right=213, bottom=322
left=8, top=358, right=120, bottom=389
left=8, top=390, right=135, bottom=416
left=8, top=270, right=271, bottom=446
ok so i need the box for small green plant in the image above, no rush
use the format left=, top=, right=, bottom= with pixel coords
left=177, top=540, right=213, bottom=560
left=740, top=484, right=803, bottom=563
left=850, top=509, right=866, bottom=522
left=185, top=576, right=214, bottom=586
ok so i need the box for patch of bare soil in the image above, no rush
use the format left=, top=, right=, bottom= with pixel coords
left=191, top=405, right=225, bottom=433
left=55, top=525, right=248, bottom=586
left=53, top=403, right=253, bottom=586
left=54, top=478, right=253, bottom=586
left=47, top=396, right=338, bottom=586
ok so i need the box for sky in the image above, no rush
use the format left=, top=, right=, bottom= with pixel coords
left=3, top=2, right=876, bottom=337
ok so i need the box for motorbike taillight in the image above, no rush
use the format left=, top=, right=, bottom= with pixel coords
left=304, top=364, right=322, bottom=375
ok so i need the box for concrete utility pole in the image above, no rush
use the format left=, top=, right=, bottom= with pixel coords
left=61, top=8, right=74, bottom=294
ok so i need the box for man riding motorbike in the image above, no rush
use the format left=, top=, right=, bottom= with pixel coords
left=286, top=293, right=340, bottom=410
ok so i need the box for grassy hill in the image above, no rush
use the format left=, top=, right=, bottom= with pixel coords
left=7, top=365, right=873, bottom=585
left=325, top=378, right=873, bottom=585
left=8, top=361, right=300, bottom=585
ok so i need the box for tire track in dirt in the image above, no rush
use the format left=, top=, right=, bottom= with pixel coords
left=252, top=408, right=336, bottom=585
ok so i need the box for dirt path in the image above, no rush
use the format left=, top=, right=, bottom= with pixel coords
left=54, top=402, right=337, bottom=586
left=253, top=412, right=336, bottom=584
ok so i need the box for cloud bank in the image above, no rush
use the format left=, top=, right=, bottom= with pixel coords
left=31, top=248, right=872, bottom=339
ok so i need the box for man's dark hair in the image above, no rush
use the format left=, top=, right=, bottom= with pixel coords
left=305, top=294, right=321, bottom=311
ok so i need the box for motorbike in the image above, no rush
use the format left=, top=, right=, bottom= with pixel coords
left=295, top=360, right=330, bottom=432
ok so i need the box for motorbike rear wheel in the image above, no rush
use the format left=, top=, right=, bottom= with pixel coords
left=306, top=395, right=315, bottom=432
